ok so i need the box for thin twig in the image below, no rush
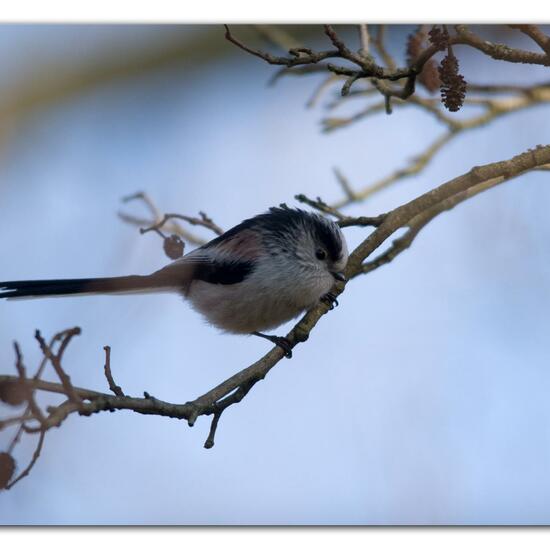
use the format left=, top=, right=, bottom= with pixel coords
left=229, top=23, right=550, bottom=110
left=372, top=25, right=396, bottom=70
left=327, top=83, right=550, bottom=206
left=333, top=132, right=455, bottom=208
left=13, top=343, right=45, bottom=425
left=306, top=74, right=342, bottom=108
left=145, top=212, right=223, bottom=236
left=509, top=25, right=550, bottom=56
left=119, top=192, right=208, bottom=246
left=224, top=24, right=340, bottom=68
left=5, top=430, right=46, bottom=490
left=35, top=329, right=82, bottom=405
left=333, top=167, right=356, bottom=201
left=6, top=330, right=76, bottom=456
left=358, top=24, right=370, bottom=57
left=204, top=411, right=221, bottom=449
left=253, top=25, right=302, bottom=52
left=1, top=413, right=34, bottom=431
left=103, top=346, right=124, bottom=397
left=294, top=194, right=347, bottom=219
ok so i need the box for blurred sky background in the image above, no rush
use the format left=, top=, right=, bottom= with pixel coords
left=0, top=24, right=550, bottom=525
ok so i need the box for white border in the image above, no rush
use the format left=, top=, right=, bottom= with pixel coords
left=3, top=528, right=550, bottom=550
left=0, top=0, right=549, bottom=23
left=1, top=2, right=550, bottom=546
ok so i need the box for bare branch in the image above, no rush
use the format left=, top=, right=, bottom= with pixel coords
left=103, top=346, right=124, bottom=397
left=333, top=131, right=455, bottom=208
left=347, top=144, right=550, bottom=274
left=122, top=202, right=224, bottom=261
left=452, top=25, right=550, bottom=65
left=3, top=142, right=550, bottom=486
left=253, top=25, right=303, bottom=52
left=5, top=430, right=45, bottom=490
left=35, top=328, right=82, bottom=405
left=358, top=24, right=370, bottom=57
left=119, top=192, right=209, bottom=246
left=509, top=25, right=550, bottom=55
left=306, top=74, right=341, bottom=108
left=204, top=411, right=221, bottom=449
left=324, top=25, right=375, bottom=73
left=328, top=83, right=550, bottom=207
left=229, top=23, right=550, bottom=111
left=224, top=24, right=339, bottom=68
left=333, top=167, right=357, bottom=201
left=12, top=342, right=45, bottom=425
left=140, top=212, right=223, bottom=237
left=294, top=193, right=347, bottom=219
left=372, top=25, right=396, bottom=70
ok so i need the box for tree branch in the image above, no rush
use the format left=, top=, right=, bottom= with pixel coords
left=327, top=84, right=550, bottom=208
left=119, top=192, right=213, bottom=246
left=347, top=144, right=550, bottom=274
left=2, top=144, right=549, bottom=487
left=232, top=24, right=550, bottom=112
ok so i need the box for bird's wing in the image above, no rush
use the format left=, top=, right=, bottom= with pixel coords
left=153, top=228, right=266, bottom=287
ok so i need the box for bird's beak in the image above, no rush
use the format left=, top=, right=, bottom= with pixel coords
left=332, top=272, right=347, bottom=282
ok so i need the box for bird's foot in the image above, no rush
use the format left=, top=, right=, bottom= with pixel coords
left=321, top=292, right=339, bottom=310
left=252, top=332, right=293, bottom=359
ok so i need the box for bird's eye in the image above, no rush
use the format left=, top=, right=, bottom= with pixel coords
left=315, top=249, right=327, bottom=261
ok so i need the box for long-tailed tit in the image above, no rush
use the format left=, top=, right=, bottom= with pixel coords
left=0, top=207, right=348, bottom=357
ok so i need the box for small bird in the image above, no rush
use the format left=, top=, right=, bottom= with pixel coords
left=0, top=207, right=348, bottom=357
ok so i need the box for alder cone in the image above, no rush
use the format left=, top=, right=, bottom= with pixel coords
left=164, top=234, right=185, bottom=259
left=0, top=453, right=16, bottom=489
left=0, top=380, right=27, bottom=406
left=438, top=50, right=467, bottom=111
left=428, top=25, right=450, bottom=50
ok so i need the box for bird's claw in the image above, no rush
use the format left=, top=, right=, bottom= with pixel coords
left=321, top=292, right=339, bottom=310
left=252, top=332, right=293, bottom=359
left=273, top=336, right=293, bottom=359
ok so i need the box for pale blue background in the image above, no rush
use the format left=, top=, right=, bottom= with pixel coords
left=0, top=25, right=550, bottom=524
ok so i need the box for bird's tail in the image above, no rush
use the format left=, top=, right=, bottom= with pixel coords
left=0, top=273, right=178, bottom=300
